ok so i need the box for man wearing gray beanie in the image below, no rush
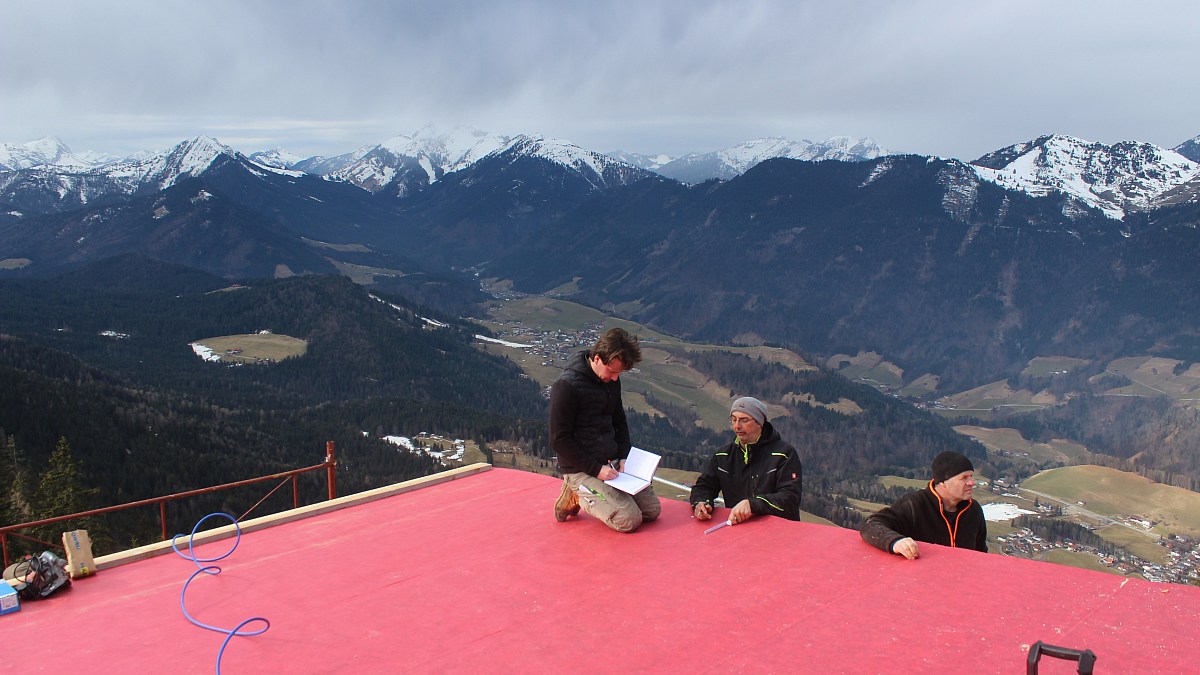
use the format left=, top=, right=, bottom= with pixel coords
left=859, top=450, right=988, bottom=559
left=689, top=396, right=803, bottom=524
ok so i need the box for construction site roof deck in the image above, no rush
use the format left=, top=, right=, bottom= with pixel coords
left=4, top=465, right=1199, bottom=673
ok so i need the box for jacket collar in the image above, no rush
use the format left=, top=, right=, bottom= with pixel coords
left=925, top=479, right=972, bottom=512
left=733, top=421, right=779, bottom=461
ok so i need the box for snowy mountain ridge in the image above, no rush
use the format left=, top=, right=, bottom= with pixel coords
left=715, top=136, right=891, bottom=172
left=970, top=134, right=1200, bottom=219
left=326, top=125, right=511, bottom=193
left=651, top=136, right=892, bottom=184
left=494, top=134, right=651, bottom=189
left=0, top=136, right=300, bottom=212
left=7, top=130, right=1200, bottom=219
left=0, top=136, right=115, bottom=171
left=380, top=125, right=510, bottom=174
left=607, top=151, right=675, bottom=172
left=320, top=126, right=651, bottom=195
left=248, top=147, right=308, bottom=170
left=103, top=135, right=232, bottom=188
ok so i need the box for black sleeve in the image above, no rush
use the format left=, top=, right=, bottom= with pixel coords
left=860, top=498, right=915, bottom=554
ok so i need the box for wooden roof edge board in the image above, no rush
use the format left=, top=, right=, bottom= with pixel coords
left=92, top=462, right=494, bottom=571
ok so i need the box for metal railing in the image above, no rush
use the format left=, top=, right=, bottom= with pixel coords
left=1, top=441, right=338, bottom=569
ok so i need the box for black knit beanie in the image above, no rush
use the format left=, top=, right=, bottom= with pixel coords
left=931, top=451, right=974, bottom=484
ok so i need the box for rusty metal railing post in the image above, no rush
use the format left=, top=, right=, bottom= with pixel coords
left=160, top=502, right=168, bottom=541
left=292, top=475, right=299, bottom=509
left=326, top=441, right=337, bottom=500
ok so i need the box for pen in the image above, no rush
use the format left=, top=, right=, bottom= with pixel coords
left=704, top=520, right=733, bottom=534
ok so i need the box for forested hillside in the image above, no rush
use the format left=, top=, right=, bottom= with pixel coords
left=6, top=252, right=1191, bottom=554
left=979, top=395, right=1200, bottom=491
left=0, top=258, right=548, bottom=554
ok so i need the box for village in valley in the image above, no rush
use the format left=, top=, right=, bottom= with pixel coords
left=383, top=433, right=467, bottom=464
left=999, top=526, right=1200, bottom=584
left=981, top=476, right=1200, bottom=585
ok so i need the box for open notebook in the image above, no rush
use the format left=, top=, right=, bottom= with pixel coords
left=604, top=446, right=661, bottom=494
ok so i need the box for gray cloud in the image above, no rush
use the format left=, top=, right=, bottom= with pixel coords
left=2, top=0, right=1197, bottom=161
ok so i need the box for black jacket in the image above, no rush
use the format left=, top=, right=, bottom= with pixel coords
left=860, top=481, right=988, bottom=553
left=548, top=350, right=631, bottom=477
left=689, top=421, right=803, bottom=520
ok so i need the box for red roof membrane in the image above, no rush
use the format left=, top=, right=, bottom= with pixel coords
left=4, top=467, right=1198, bottom=673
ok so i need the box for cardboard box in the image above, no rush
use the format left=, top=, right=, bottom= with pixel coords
left=0, top=581, right=19, bottom=615
left=62, top=529, right=95, bottom=579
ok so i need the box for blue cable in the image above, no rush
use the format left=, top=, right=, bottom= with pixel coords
left=173, top=513, right=270, bottom=674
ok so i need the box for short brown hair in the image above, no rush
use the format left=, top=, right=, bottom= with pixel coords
left=592, top=327, right=642, bottom=369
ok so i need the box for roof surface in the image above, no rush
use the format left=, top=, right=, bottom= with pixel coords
left=4, top=465, right=1199, bottom=673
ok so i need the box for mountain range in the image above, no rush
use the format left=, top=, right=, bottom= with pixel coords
left=3, top=126, right=1200, bottom=393
left=6, top=127, right=1199, bottom=216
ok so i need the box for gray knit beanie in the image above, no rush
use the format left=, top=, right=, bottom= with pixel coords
left=730, top=397, right=768, bottom=425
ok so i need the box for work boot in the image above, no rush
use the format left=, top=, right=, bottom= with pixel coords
left=554, top=480, right=580, bottom=521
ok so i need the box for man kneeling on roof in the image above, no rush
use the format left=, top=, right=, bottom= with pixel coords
left=689, top=396, right=803, bottom=525
left=860, top=450, right=988, bottom=559
left=549, top=327, right=661, bottom=533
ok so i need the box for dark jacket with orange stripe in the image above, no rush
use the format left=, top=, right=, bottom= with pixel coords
left=860, top=481, right=988, bottom=553
left=689, top=421, right=803, bottom=521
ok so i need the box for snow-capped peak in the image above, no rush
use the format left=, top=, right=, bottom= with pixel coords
left=23, top=136, right=72, bottom=163
left=164, top=136, right=233, bottom=176
left=650, top=135, right=892, bottom=184
left=500, top=135, right=608, bottom=172
left=91, top=136, right=237, bottom=191
left=380, top=124, right=510, bottom=174
left=0, top=136, right=244, bottom=213
left=970, top=134, right=1200, bottom=219
left=249, top=147, right=308, bottom=170
left=326, top=125, right=512, bottom=193
left=606, top=151, right=676, bottom=171
left=495, top=134, right=650, bottom=189
left=0, top=136, right=91, bottom=170
left=715, top=136, right=891, bottom=173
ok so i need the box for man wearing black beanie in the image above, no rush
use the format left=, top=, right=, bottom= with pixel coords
left=859, top=450, right=988, bottom=559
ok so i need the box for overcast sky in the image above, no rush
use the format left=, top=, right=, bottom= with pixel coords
left=3, top=1, right=1197, bottom=162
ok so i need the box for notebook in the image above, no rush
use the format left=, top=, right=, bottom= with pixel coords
left=604, top=446, right=661, bottom=494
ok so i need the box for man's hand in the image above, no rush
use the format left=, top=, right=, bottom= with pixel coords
left=597, top=465, right=619, bottom=480
left=693, top=502, right=713, bottom=520
left=729, top=499, right=753, bottom=524
left=891, top=537, right=920, bottom=560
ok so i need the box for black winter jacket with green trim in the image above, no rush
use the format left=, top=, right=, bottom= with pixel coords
left=689, top=421, right=803, bottom=521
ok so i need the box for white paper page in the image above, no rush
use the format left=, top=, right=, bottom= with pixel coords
left=604, top=472, right=650, bottom=494
left=622, top=446, right=660, bottom=481
left=603, top=447, right=660, bottom=494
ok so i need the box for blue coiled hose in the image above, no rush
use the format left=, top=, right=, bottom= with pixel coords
left=173, top=513, right=270, bottom=674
